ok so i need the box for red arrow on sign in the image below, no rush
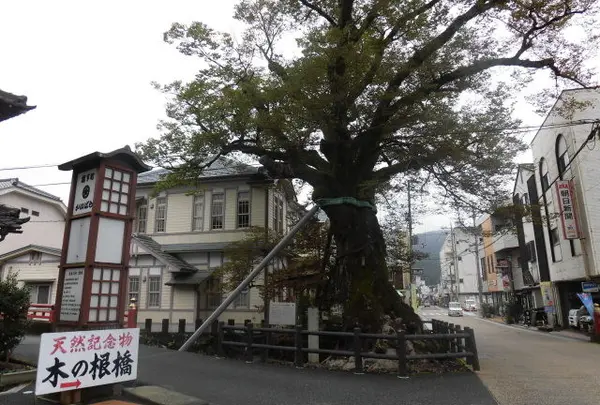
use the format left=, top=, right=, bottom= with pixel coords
left=59, top=380, right=81, bottom=389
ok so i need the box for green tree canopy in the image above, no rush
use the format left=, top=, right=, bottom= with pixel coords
left=138, top=0, right=597, bottom=331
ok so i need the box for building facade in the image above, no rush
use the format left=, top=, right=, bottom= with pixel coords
left=529, top=88, right=600, bottom=327
left=0, top=179, right=67, bottom=255
left=439, top=227, right=480, bottom=307
left=127, top=158, right=295, bottom=331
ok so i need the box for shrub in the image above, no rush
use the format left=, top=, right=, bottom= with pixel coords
left=0, top=273, right=31, bottom=361
left=480, top=303, right=495, bottom=318
left=504, top=301, right=523, bottom=325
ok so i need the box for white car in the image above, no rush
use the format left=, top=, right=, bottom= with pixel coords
left=448, top=302, right=464, bottom=317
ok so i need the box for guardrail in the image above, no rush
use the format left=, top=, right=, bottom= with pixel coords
left=27, top=304, right=55, bottom=322
left=217, top=319, right=480, bottom=376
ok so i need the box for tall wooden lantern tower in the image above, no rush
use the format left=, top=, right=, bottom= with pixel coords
left=54, top=146, right=151, bottom=331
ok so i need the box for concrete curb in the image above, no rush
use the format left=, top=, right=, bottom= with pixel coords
left=124, top=386, right=219, bottom=405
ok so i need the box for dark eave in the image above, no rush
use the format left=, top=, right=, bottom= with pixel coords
left=58, top=145, right=152, bottom=173
left=0, top=89, right=36, bottom=122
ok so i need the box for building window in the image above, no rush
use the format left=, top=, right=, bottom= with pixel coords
left=459, top=278, right=464, bottom=284
left=31, top=210, right=39, bottom=217
left=233, top=287, right=250, bottom=308
left=128, top=276, right=140, bottom=304
left=89, top=267, right=121, bottom=322
left=211, top=193, right=224, bottom=230
left=192, top=194, right=204, bottom=231
left=20, top=207, right=29, bottom=214
left=273, top=193, right=284, bottom=233
left=28, top=284, right=51, bottom=304
left=136, top=203, right=148, bottom=233
left=29, top=251, right=42, bottom=264
left=550, top=227, right=560, bottom=246
left=556, top=135, right=569, bottom=179
left=147, top=276, right=161, bottom=308
left=539, top=158, right=550, bottom=192
left=237, top=191, right=250, bottom=228
left=522, top=193, right=529, bottom=205
left=101, top=167, right=131, bottom=215
left=206, top=278, right=222, bottom=309
left=155, top=197, right=167, bottom=233
left=527, top=241, right=537, bottom=262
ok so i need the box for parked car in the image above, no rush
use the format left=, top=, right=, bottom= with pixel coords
left=464, top=299, right=477, bottom=311
left=424, top=302, right=431, bottom=307
left=448, top=301, right=464, bottom=317
left=568, top=306, right=587, bottom=328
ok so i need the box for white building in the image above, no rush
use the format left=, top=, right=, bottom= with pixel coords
left=511, top=164, right=545, bottom=310
left=439, top=227, right=480, bottom=306
left=128, top=157, right=296, bottom=331
left=0, top=178, right=67, bottom=255
left=530, top=87, right=600, bottom=326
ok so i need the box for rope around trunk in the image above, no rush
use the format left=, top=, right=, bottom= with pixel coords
left=316, top=197, right=377, bottom=212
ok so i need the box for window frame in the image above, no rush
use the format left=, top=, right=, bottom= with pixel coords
left=232, top=287, right=250, bottom=308
left=211, top=192, right=225, bottom=230
left=128, top=276, right=140, bottom=304
left=206, top=277, right=222, bottom=309
left=136, top=203, right=148, bottom=234
left=237, top=191, right=250, bottom=229
left=154, top=197, right=167, bottom=233
left=273, top=193, right=284, bottom=233
left=192, top=194, right=204, bottom=231
left=555, top=135, right=569, bottom=179
left=28, top=283, right=51, bottom=304
left=147, top=275, right=161, bottom=308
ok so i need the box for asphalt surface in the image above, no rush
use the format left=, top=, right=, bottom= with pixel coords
left=11, top=332, right=496, bottom=405
left=419, top=307, right=600, bottom=405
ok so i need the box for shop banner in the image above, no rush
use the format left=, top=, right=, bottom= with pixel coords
left=576, top=293, right=594, bottom=317
left=540, top=282, right=555, bottom=313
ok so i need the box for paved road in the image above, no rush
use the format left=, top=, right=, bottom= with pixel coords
left=12, top=333, right=496, bottom=405
left=419, top=307, right=600, bottom=405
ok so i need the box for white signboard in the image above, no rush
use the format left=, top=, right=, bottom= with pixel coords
left=269, top=301, right=296, bottom=325
left=59, top=268, right=85, bottom=322
left=73, top=169, right=97, bottom=215
left=555, top=180, right=580, bottom=239
left=35, top=328, right=139, bottom=396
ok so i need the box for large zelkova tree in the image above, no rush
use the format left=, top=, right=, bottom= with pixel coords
left=138, top=0, right=597, bottom=331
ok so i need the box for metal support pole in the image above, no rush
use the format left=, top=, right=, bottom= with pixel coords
left=472, top=212, right=484, bottom=313
left=179, top=205, right=320, bottom=352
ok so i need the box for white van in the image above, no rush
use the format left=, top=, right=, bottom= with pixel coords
left=465, top=299, right=477, bottom=312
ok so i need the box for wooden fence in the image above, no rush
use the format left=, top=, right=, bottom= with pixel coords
left=141, top=317, right=480, bottom=375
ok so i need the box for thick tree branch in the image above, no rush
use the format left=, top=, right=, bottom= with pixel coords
left=300, top=0, right=337, bottom=26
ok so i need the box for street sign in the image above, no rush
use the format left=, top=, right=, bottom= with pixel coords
left=269, top=302, right=296, bottom=325
left=59, top=268, right=85, bottom=322
left=582, top=281, right=599, bottom=293
left=35, top=328, right=140, bottom=396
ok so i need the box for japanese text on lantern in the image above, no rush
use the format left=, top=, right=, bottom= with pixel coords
left=35, top=328, right=139, bottom=396
left=555, top=180, right=580, bottom=240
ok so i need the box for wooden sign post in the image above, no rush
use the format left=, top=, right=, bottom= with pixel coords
left=50, top=146, right=150, bottom=404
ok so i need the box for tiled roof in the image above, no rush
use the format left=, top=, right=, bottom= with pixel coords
left=132, top=234, right=196, bottom=273
left=0, top=178, right=62, bottom=201
left=166, top=270, right=213, bottom=286
left=137, top=156, right=262, bottom=185
left=0, top=89, right=36, bottom=122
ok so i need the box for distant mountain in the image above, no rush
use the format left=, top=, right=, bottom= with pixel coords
left=412, top=230, right=447, bottom=286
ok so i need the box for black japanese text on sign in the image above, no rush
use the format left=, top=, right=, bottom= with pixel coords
left=35, top=328, right=139, bottom=396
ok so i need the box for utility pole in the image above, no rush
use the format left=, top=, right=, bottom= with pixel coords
left=407, top=181, right=416, bottom=308
left=450, top=222, right=459, bottom=302
left=472, top=212, right=484, bottom=309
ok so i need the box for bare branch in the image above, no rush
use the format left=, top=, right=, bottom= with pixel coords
left=299, top=0, right=337, bottom=26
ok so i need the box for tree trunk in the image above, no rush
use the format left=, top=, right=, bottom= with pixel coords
left=321, top=203, right=421, bottom=332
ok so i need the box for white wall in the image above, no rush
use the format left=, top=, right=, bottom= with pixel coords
left=0, top=192, right=66, bottom=255
left=0, top=251, right=60, bottom=305
left=530, top=88, right=600, bottom=281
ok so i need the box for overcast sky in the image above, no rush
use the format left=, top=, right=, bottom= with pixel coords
left=1, top=1, right=591, bottom=233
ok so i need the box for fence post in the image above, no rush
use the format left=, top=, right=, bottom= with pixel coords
left=443, top=322, right=450, bottom=352
left=294, top=325, right=304, bottom=368
left=395, top=330, right=408, bottom=378
left=455, top=325, right=464, bottom=354
left=161, top=319, right=169, bottom=333
left=228, top=319, right=235, bottom=326
left=245, top=323, right=254, bottom=363
left=178, top=319, right=186, bottom=334
left=211, top=320, right=219, bottom=354
left=217, top=321, right=225, bottom=357
left=144, top=318, right=152, bottom=333
left=353, top=327, right=363, bottom=374
left=448, top=323, right=455, bottom=352
left=465, top=327, right=480, bottom=371
left=260, top=320, right=268, bottom=363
